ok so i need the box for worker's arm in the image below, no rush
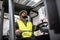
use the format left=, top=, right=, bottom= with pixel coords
left=15, top=22, right=19, bottom=29
left=15, top=22, right=21, bottom=35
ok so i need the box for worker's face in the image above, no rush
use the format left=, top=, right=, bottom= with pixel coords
left=20, top=12, right=27, bottom=19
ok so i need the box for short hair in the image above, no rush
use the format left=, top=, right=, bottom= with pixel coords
left=19, top=10, right=27, bottom=16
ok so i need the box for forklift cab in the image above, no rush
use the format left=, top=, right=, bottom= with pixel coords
left=0, top=0, right=49, bottom=40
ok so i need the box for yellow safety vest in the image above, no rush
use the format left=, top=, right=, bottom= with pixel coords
left=17, top=20, right=32, bottom=38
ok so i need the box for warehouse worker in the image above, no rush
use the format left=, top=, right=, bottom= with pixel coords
left=15, top=10, right=36, bottom=40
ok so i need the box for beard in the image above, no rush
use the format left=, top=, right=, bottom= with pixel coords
left=22, top=16, right=27, bottom=19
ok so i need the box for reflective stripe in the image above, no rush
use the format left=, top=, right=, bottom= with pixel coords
left=22, top=30, right=32, bottom=32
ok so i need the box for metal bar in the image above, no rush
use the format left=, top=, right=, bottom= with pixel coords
left=22, top=0, right=30, bottom=5
left=0, top=6, right=4, bottom=40
left=8, top=0, right=15, bottom=40
left=44, top=0, right=60, bottom=40
left=33, top=0, right=43, bottom=8
left=15, top=0, right=20, bottom=3
left=24, top=0, right=31, bottom=5
left=31, top=10, right=38, bottom=13
left=44, top=0, right=60, bottom=33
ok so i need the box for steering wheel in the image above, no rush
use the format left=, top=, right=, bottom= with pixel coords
left=37, top=22, right=48, bottom=33
left=38, top=22, right=48, bottom=27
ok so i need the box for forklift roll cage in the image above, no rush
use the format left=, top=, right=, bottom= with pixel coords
left=0, top=0, right=43, bottom=40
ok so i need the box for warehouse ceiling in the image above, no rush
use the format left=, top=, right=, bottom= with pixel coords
left=0, top=0, right=43, bottom=12
left=0, top=0, right=44, bottom=18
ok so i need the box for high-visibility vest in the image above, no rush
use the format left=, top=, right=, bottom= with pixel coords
left=17, top=20, right=32, bottom=38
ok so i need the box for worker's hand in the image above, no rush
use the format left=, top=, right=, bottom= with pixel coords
left=15, top=29, right=21, bottom=35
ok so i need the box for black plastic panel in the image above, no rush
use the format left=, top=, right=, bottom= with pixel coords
left=44, top=0, right=60, bottom=33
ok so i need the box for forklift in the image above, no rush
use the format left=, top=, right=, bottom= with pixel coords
left=0, top=0, right=60, bottom=40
